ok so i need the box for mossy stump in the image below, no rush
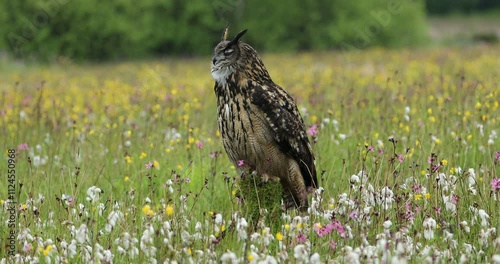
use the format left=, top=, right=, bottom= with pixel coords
left=238, top=174, right=283, bottom=233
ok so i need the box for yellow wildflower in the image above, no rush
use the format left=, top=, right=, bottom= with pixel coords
left=276, top=232, right=284, bottom=241
left=43, top=245, right=53, bottom=256
left=142, top=205, right=155, bottom=217
left=166, top=205, right=174, bottom=216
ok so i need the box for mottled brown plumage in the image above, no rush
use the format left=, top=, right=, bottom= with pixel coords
left=211, top=27, right=317, bottom=210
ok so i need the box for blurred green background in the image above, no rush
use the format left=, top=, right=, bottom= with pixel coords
left=0, top=0, right=498, bottom=62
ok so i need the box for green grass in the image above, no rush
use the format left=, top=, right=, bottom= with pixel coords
left=1, top=45, right=499, bottom=263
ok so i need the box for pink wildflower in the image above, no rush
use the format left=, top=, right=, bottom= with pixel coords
left=23, top=243, right=31, bottom=253
left=18, top=143, right=29, bottom=151
left=349, top=210, right=359, bottom=221
left=491, top=178, right=500, bottom=191
left=330, top=240, right=337, bottom=250
left=431, top=164, right=440, bottom=173
left=412, top=184, right=422, bottom=193
left=367, top=145, right=374, bottom=152
left=210, top=152, right=217, bottom=158
left=314, top=223, right=334, bottom=238
left=494, top=152, right=500, bottom=162
left=397, top=154, right=404, bottom=163
left=405, top=202, right=415, bottom=221
left=296, top=233, right=307, bottom=243
left=329, top=220, right=345, bottom=238
left=307, top=124, right=318, bottom=137
left=434, top=207, right=442, bottom=216
left=145, top=161, right=154, bottom=169
left=196, top=141, right=203, bottom=149
left=237, top=160, right=245, bottom=167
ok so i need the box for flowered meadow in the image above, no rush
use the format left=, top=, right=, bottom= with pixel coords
left=1, top=45, right=499, bottom=263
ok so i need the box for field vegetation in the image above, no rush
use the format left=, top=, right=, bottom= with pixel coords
left=1, top=45, right=499, bottom=263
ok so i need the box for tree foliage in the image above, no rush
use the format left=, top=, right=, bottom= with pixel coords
left=1, top=0, right=429, bottom=61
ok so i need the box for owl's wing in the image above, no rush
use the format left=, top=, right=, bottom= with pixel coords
left=249, top=81, right=318, bottom=189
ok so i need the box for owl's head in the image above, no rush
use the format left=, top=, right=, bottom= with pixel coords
left=211, top=26, right=248, bottom=83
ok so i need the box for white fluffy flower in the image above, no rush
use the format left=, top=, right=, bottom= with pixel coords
left=443, top=195, right=457, bottom=213
left=423, top=218, right=437, bottom=240
left=140, top=224, right=157, bottom=257
left=379, top=186, right=395, bottom=210
left=105, top=210, right=124, bottom=233
left=383, top=220, right=392, bottom=229
left=114, top=232, right=139, bottom=258
left=478, top=209, right=490, bottom=227
left=215, top=213, right=223, bottom=225
left=220, top=250, right=239, bottom=263
left=75, top=224, right=89, bottom=244
left=293, top=244, right=309, bottom=262
left=86, top=186, right=102, bottom=202
left=350, top=174, right=360, bottom=184
left=309, top=253, right=321, bottom=264
left=460, top=221, right=470, bottom=233
left=236, top=217, right=248, bottom=240
left=343, top=246, right=360, bottom=264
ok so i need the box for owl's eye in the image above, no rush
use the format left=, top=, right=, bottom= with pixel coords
left=224, top=48, right=234, bottom=56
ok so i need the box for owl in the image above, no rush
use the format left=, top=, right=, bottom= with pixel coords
left=211, top=26, right=318, bottom=210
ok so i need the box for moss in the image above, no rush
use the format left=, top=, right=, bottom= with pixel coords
left=238, top=173, right=283, bottom=233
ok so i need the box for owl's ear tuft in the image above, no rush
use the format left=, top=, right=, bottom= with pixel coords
left=221, top=23, right=231, bottom=41
left=229, top=29, right=248, bottom=45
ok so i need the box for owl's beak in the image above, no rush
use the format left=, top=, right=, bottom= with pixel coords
left=212, top=56, right=217, bottom=65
